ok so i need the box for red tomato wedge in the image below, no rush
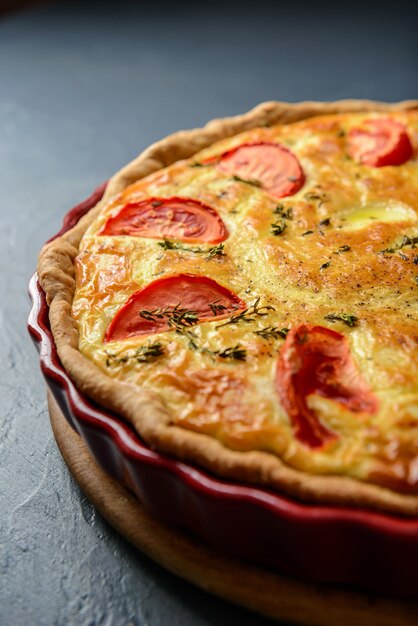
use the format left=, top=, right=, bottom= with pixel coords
left=100, top=197, right=228, bottom=244
left=276, top=325, right=378, bottom=448
left=105, top=274, right=245, bottom=342
left=347, top=119, right=413, bottom=167
left=210, top=142, right=305, bottom=198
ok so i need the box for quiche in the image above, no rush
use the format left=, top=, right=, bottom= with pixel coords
left=38, top=100, right=418, bottom=516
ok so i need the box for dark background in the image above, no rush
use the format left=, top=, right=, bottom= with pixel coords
left=1, top=1, right=417, bottom=624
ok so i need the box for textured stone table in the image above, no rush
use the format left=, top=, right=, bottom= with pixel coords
left=0, top=1, right=417, bottom=624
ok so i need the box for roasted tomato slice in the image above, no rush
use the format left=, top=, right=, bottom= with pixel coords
left=105, top=274, right=245, bottom=342
left=347, top=119, right=413, bottom=167
left=276, top=325, right=378, bottom=448
left=212, top=142, right=305, bottom=198
left=100, top=197, right=228, bottom=244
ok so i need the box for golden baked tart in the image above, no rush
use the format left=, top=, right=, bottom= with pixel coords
left=38, top=100, right=418, bottom=516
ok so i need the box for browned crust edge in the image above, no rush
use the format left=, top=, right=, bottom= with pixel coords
left=38, top=99, right=418, bottom=517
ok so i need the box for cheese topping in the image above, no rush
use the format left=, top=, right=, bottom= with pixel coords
left=72, top=112, right=418, bottom=493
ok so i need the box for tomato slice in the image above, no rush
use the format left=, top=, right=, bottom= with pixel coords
left=105, top=274, right=245, bottom=342
left=276, top=325, right=378, bottom=448
left=347, top=119, right=413, bottom=167
left=100, top=197, right=228, bottom=244
left=212, top=142, right=305, bottom=198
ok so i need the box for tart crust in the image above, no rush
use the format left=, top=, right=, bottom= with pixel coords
left=38, top=99, right=418, bottom=516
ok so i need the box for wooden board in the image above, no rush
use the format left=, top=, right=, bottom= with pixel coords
left=48, top=391, right=418, bottom=626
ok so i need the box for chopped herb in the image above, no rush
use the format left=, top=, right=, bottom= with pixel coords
left=324, top=313, right=358, bottom=327
left=319, top=218, right=331, bottom=227
left=413, top=256, right=418, bottom=265
left=151, top=200, right=163, bottom=207
left=336, top=130, right=346, bottom=138
left=320, top=260, right=331, bottom=270
left=399, top=252, right=409, bottom=261
left=334, top=245, right=351, bottom=254
left=206, top=243, right=225, bottom=259
left=175, top=328, right=200, bottom=351
left=208, top=299, right=228, bottom=316
left=139, top=304, right=199, bottom=329
left=379, top=235, right=418, bottom=255
left=158, top=238, right=225, bottom=259
left=232, top=175, right=261, bottom=187
left=190, top=161, right=212, bottom=168
left=176, top=328, right=246, bottom=361
left=217, top=345, right=247, bottom=361
left=274, top=204, right=293, bottom=220
left=271, top=218, right=287, bottom=236
left=415, top=276, right=418, bottom=285
left=254, top=326, right=289, bottom=340
left=134, top=342, right=165, bottom=361
left=216, top=297, right=275, bottom=328
left=158, top=238, right=182, bottom=251
left=105, top=341, right=165, bottom=367
left=302, top=230, right=314, bottom=236
left=304, top=191, right=328, bottom=207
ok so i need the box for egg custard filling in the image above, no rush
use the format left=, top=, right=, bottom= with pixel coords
left=40, top=103, right=418, bottom=515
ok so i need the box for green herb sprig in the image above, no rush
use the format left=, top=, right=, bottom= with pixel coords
left=304, top=191, right=328, bottom=208
left=176, top=327, right=247, bottom=361
left=105, top=341, right=165, bottom=367
left=254, top=326, right=290, bottom=340
left=158, top=238, right=225, bottom=259
left=139, top=304, right=199, bottom=329
left=379, top=235, right=418, bottom=255
left=216, top=297, right=275, bottom=328
left=324, top=313, right=358, bottom=327
left=334, top=245, right=351, bottom=254
left=274, top=204, right=293, bottom=220
left=271, top=218, right=287, bottom=236
left=232, top=175, right=261, bottom=187
left=217, top=345, right=247, bottom=361
left=208, top=299, right=228, bottom=316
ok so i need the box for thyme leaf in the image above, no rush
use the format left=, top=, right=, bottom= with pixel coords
left=254, top=326, right=289, bottom=340
left=158, top=238, right=225, bottom=259
left=217, top=344, right=247, bottom=361
left=216, top=297, right=275, bottom=328
left=175, top=327, right=247, bottom=361
left=379, top=235, right=418, bottom=255
left=206, top=243, right=225, bottom=259
left=334, top=245, right=351, bottom=254
left=302, top=230, right=314, bottom=236
left=105, top=341, right=165, bottom=367
left=208, top=299, right=228, bottom=316
left=324, top=313, right=358, bottom=327
left=304, top=191, right=328, bottom=207
left=320, top=260, right=332, bottom=270
left=274, top=204, right=293, bottom=220
left=158, top=238, right=184, bottom=251
left=232, top=175, right=261, bottom=187
left=271, top=218, right=287, bottom=236
left=139, top=304, right=199, bottom=329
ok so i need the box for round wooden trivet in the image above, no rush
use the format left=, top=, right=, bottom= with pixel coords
left=48, top=391, right=417, bottom=626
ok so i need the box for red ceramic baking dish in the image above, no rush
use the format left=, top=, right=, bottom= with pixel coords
left=28, top=184, right=418, bottom=599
